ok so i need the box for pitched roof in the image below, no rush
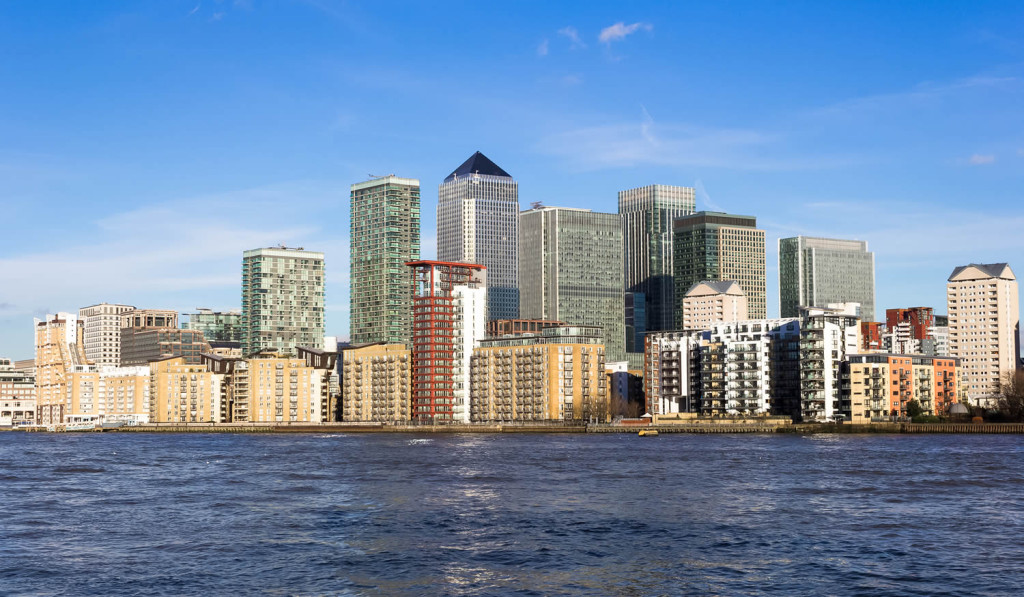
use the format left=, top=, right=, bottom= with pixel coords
left=685, top=280, right=745, bottom=296
left=948, top=263, right=1015, bottom=282
left=443, top=151, right=511, bottom=182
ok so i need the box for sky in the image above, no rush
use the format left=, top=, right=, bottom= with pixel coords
left=1, top=0, right=1023, bottom=358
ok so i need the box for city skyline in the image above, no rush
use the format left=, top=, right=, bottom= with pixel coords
left=2, top=2, right=1024, bottom=357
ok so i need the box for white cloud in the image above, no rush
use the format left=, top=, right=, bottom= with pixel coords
left=561, top=74, right=583, bottom=86
left=968, top=153, right=996, bottom=165
left=558, top=26, right=586, bottom=49
left=599, top=22, right=652, bottom=44
left=537, top=39, right=549, bottom=56
left=188, top=4, right=200, bottom=16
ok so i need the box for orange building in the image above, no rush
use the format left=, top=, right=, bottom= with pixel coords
left=860, top=321, right=883, bottom=351
left=845, top=354, right=962, bottom=423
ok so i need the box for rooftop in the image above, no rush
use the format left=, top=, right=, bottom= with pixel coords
left=443, top=151, right=511, bottom=182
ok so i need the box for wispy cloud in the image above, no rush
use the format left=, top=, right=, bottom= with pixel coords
left=536, top=39, right=549, bottom=56
left=561, top=74, right=583, bottom=86
left=558, top=26, right=586, bottom=49
left=188, top=4, right=201, bottom=17
left=967, top=153, right=996, bottom=165
left=210, top=11, right=225, bottom=22
left=599, top=22, right=652, bottom=44
left=811, top=75, right=1019, bottom=119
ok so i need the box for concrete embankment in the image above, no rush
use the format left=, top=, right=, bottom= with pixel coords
left=785, top=422, right=1024, bottom=434
left=112, top=422, right=588, bottom=434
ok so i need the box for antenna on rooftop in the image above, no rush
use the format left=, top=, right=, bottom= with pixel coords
left=531, top=201, right=544, bottom=210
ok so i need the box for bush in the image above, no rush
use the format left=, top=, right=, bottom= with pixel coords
left=911, top=414, right=941, bottom=424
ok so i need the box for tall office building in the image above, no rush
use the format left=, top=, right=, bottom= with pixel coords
left=619, top=185, right=696, bottom=333
left=407, top=260, right=487, bottom=423
left=673, top=212, right=767, bottom=320
left=437, top=151, right=519, bottom=320
left=947, top=263, right=1020, bottom=403
left=350, top=175, right=420, bottom=345
left=518, top=206, right=626, bottom=361
left=120, top=309, right=210, bottom=366
left=78, top=303, right=135, bottom=367
left=241, top=246, right=325, bottom=356
left=183, top=308, right=243, bottom=343
left=779, top=236, right=876, bottom=321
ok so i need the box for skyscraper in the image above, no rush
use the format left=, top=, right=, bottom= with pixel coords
left=350, top=175, right=420, bottom=345
left=241, top=246, right=325, bottom=356
left=779, top=236, right=876, bottom=321
left=672, top=212, right=767, bottom=320
left=437, top=151, right=519, bottom=320
left=619, top=185, right=696, bottom=334
left=947, top=263, right=1020, bottom=403
left=518, top=206, right=626, bottom=361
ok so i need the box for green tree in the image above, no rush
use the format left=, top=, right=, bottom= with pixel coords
left=906, top=400, right=924, bottom=419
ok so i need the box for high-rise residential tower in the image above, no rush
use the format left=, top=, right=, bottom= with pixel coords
left=78, top=303, right=135, bottom=367
left=350, top=175, right=420, bottom=345
left=619, top=185, right=696, bottom=334
left=241, top=246, right=325, bottom=356
left=183, top=308, right=243, bottom=343
left=518, top=206, right=626, bottom=361
left=947, top=263, right=1020, bottom=403
left=672, top=212, right=767, bottom=320
left=779, top=236, right=876, bottom=321
left=437, top=151, right=519, bottom=320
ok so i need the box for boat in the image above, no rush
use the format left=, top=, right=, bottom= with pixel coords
left=64, top=422, right=98, bottom=432
left=638, top=429, right=659, bottom=437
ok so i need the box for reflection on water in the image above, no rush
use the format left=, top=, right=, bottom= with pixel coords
left=1, top=432, right=1023, bottom=595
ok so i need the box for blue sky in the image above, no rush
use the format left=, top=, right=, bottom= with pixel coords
left=1, top=0, right=1023, bottom=358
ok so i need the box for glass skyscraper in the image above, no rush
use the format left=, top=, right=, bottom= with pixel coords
left=241, top=246, right=325, bottom=356
left=349, top=175, right=420, bottom=345
left=518, top=206, right=626, bottom=362
left=778, top=236, right=875, bottom=321
left=437, top=151, right=519, bottom=320
left=672, top=212, right=767, bottom=321
left=619, top=185, right=696, bottom=333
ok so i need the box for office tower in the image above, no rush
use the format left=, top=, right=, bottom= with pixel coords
left=624, top=292, right=647, bottom=353
left=779, top=236, right=876, bottom=321
left=241, top=246, right=326, bottom=356
left=799, top=306, right=861, bottom=422
left=519, top=206, right=626, bottom=361
left=79, top=303, right=135, bottom=367
left=340, top=344, right=411, bottom=422
left=350, top=175, right=421, bottom=345
left=844, top=354, right=962, bottom=423
left=619, top=185, right=696, bottom=333
left=437, top=151, right=519, bottom=320
left=470, top=326, right=608, bottom=422
left=183, top=308, right=243, bottom=343
left=119, top=309, right=210, bottom=366
left=34, top=313, right=89, bottom=425
left=673, top=212, right=767, bottom=321
left=681, top=280, right=748, bottom=330
left=408, top=260, right=487, bottom=422
left=947, top=263, right=1020, bottom=403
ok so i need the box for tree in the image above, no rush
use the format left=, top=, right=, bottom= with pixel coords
left=996, top=370, right=1024, bottom=422
left=906, top=400, right=924, bottom=419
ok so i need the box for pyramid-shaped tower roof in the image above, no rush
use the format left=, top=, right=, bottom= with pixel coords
left=443, top=151, right=511, bottom=182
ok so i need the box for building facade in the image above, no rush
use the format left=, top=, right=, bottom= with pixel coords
left=241, top=246, right=325, bottom=356
left=120, top=309, right=210, bottom=367
left=844, top=354, right=962, bottom=423
left=350, top=175, right=420, bottom=345
left=34, top=313, right=88, bottom=424
left=619, top=184, right=696, bottom=334
left=0, top=358, right=35, bottom=425
left=79, top=303, right=135, bottom=367
left=673, top=212, right=767, bottom=320
left=183, top=308, right=243, bottom=343
left=779, top=236, right=876, bottom=321
left=947, top=263, right=1020, bottom=403
left=644, top=330, right=704, bottom=416
left=470, top=326, right=607, bottom=422
left=519, top=206, right=626, bottom=361
left=67, top=366, right=151, bottom=424
left=799, top=307, right=861, bottom=422
left=437, top=151, right=519, bottom=320
left=340, top=343, right=411, bottom=423
left=681, top=280, right=748, bottom=330
left=150, top=357, right=225, bottom=423
left=408, top=260, right=487, bottom=422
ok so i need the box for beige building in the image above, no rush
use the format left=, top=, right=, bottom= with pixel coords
left=947, top=263, right=1020, bottom=403
left=243, top=351, right=331, bottom=423
left=1, top=357, right=36, bottom=425
left=681, top=280, right=748, bottom=330
left=470, top=326, right=608, bottom=422
left=34, top=313, right=89, bottom=424
left=340, top=343, right=411, bottom=422
left=150, top=357, right=225, bottom=423
left=67, top=366, right=151, bottom=424
left=79, top=303, right=135, bottom=367
left=120, top=309, right=210, bottom=366
left=845, top=354, right=963, bottom=423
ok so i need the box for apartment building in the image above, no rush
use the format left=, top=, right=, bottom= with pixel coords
left=67, top=366, right=151, bottom=424
left=79, top=303, right=135, bottom=366
left=643, top=330, right=704, bottom=416
left=241, top=246, right=325, bottom=356
left=799, top=306, right=861, bottom=422
left=150, top=357, right=225, bottom=423
left=34, top=313, right=89, bottom=424
left=680, top=280, right=748, bottom=330
left=340, top=343, right=411, bottom=423
left=844, top=354, right=962, bottom=422
left=0, top=358, right=35, bottom=425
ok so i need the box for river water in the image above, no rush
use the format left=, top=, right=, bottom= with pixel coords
left=1, top=432, right=1022, bottom=596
